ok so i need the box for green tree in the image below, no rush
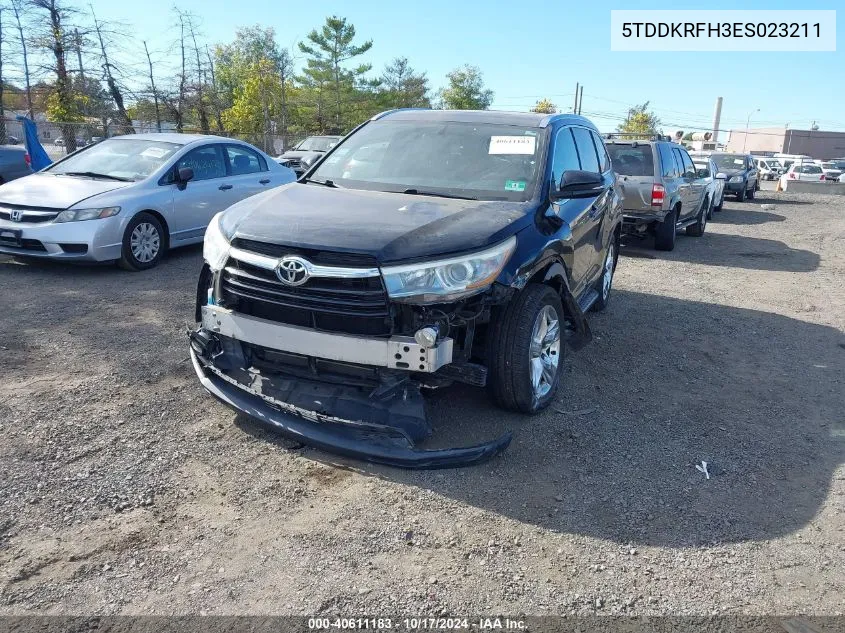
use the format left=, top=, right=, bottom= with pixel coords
left=221, top=58, right=284, bottom=151
left=379, top=57, right=430, bottom=109
left=530, top=98, right=556, bottom=114
left=298, top=15, right=373, bottom=133
left=437, top=65, right=493, bottom=110
left=617, top=101, right=661, bottom=138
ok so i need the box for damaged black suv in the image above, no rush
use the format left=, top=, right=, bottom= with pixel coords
left=189, top=109, right=622, bottom=468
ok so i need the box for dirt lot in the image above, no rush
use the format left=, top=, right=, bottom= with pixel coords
left=1, top=184, right=844, bottom=616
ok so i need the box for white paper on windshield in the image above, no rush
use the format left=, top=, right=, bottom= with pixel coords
left=141, top=147, right=168, bottom=159
left=733, top=158, right=744, bottom=165
left=489, top=136, right=536, bottom=155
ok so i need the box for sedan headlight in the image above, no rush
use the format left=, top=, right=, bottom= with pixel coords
left=203, top=212, right=231, bottom=272
left=53, top=206, right=120, bottom=223
left=729, top=176, right=743, bottom=183
left=382, top=236, right=517, bottom=304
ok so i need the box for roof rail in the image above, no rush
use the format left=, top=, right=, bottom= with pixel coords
left=604, top=132, right=672, bottom=142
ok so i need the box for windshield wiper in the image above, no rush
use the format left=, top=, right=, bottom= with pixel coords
left=304, top=178, right=339, bottom=188
left=59, top=171, right=133, bottom=182
left=399, top=188, right=478, bottom=200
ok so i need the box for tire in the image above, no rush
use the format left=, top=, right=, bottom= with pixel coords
left=118, top=212, right=166, bottom=271
left=488, top=283, right=564, bottom=414
left=686, top=197, right=709, bottom=236
left=714, top=194, right=723, bottom=212
left=654, top=208, right=677, bottom=251
left=592, top=232, right=619, bottom=312
left=747, top=184, right=755, bottom=199
left=736, top=186, right=746, bottom=202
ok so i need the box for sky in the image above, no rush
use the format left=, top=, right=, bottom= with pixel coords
left=13, top=0, right=845, bottom=135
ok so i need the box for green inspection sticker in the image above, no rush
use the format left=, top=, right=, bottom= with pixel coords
left=505, top=180, right=526, bottom=192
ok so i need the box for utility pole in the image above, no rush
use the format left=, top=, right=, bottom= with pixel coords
left=74, top=28, right=86, bottom=119
left=577, top=85, right=584, bottom=115
left=573, top=83, right=579, bottom=114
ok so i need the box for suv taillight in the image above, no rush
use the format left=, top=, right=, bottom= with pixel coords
left=651, top=183, right=665, bottom=207
left=24, top=153, right=31, bottom=167
left=788, top=172, right=796, bottom=179
left=820, top=174, right=826, bottom=181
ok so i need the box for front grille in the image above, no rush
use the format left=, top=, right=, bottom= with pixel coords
left=0, top=236, right=47, bottom=251
left=221, top=248, right=392, bottom=336
left=231, top=238, right=378, bottom=267
left=0, top=205, right=60, bottom=223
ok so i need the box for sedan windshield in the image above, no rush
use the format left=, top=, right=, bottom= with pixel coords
left=295, top=137, right=340, bottom=152
left=309, top=120, right=545, bottom=202
left=712, top=155, right=746, bottom=170
left=46, top=138, right=182, bottom=181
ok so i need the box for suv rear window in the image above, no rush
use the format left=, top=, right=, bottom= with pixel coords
left=606, top=144, right=654, bottom=176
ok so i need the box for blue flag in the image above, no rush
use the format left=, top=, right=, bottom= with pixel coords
left=16, top=116, right=52, bottom=171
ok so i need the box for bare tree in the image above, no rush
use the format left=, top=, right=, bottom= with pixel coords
left=89, top=6, right=133, bottom=133
left=143, top=40, right=161, bottom=132
left=10, top=0, right=33, bottom=118
left=205, top=45, right=223, bottom=132
left=184, top=13, right=209, bottom=134
left=30, top=0, right=78, bottom=151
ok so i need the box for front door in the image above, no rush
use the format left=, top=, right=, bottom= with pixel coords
left=224, top=143, right=278, bottom=199
left=169, top=144, right=235, bottom=244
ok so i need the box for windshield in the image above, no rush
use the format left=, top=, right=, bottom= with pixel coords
left=821, top=162, right=838, bottom=169
left=295, top=137, right=340, bottom=152
left=46, top=138, right=181, bottom=181
left=712, top=154, right=746, bottom=171
left=309, top=120, right=545, bottom=201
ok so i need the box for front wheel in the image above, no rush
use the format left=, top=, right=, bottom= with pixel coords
left=118, top=212, right=166, bottom=271
left=736, top=186, right=746, bottom=202
left=686, top=197, right=709, bottom=236
left=747, top=184, right=755, bottom=199
left=488, top=284, right=564, bottom=413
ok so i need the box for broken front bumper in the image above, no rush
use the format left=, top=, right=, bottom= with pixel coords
left=190, top=307, right=512, bottom=469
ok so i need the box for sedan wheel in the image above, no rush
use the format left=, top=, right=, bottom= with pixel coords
left=130, top=222, right=161, bottom=263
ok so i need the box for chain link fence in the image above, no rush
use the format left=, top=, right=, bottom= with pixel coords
left=2, top=117, right=306, bottom=160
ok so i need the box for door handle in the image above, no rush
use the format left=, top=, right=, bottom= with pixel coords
left=259, top=178, right=270, bottom=185
left=219, top=184, right=233, bottom=191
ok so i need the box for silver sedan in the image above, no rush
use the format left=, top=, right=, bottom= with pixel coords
left=0, top=133, right=296, bottom=270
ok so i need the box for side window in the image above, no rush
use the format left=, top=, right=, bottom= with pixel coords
left=590, top=131, right=610, bottom=173
left=571, top=127, right=600, bottom=174
left=176, top=145, right=226, bottom=181
left=658, top=144, right=677, bottom=178
left=226, top=144, right=266, bottom=175
left=678, top=149, right=695, bottom=177
left=550, top=127, right=580, bottom=187
left=672, top=148, right=685, bottom=178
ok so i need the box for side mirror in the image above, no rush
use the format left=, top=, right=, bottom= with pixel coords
left=553, top=170, right=603, bottom=199
left=176, top=167, right=194, bottom=189
left=299, top=152, right=320, bottom=170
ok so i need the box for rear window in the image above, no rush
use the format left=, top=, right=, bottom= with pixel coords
left=606, top=144, right=654, bottom=176
left=795, top=165, right=822, bottom=174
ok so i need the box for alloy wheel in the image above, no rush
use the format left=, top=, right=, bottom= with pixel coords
left=529, top=305, right=561, bottom=399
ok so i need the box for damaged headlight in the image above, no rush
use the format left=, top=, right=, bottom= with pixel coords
left=53, top=206, right=120, bottom=222
left=203, top=212, right=230, bottom=272
left=382, top=236, right=516, bottom=304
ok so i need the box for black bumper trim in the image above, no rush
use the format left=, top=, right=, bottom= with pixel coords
left=190, top=349, right=512, bottom=469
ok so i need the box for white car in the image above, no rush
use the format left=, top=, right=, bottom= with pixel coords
left=783, top=163, right=826, bottom=182
left=819, top=161, right=843, bottom=182
left=0, top=133, right=296, bottom=270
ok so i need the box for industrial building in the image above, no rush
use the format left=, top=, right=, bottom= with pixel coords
left=726, top=127, right=845, bottom=159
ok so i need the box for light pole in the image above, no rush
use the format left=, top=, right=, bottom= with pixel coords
left=742, top=108, right=759, bottom=153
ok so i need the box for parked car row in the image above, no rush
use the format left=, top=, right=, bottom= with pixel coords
left=0, top=112, right=789, bottom=468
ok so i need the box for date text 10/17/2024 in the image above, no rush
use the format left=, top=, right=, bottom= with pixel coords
left=307, top=618, right=527, bottom=630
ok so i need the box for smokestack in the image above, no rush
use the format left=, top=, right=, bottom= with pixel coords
left=712, top=97, right=723, bottom=143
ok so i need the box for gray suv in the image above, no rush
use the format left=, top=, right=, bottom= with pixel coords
left=606, top=137, right=711, bottom=251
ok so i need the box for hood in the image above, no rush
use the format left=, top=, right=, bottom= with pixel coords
left=0, top=173, right=132, bottom=209
left=220, top=183, right=533, bottom=263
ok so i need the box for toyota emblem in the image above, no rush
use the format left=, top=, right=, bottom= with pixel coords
left=275, top=256, right=311, bottom=286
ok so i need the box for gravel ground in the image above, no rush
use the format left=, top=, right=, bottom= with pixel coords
left=1, top=183, right=843, bottom=616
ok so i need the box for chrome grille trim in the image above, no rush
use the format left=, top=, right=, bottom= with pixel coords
left=227, top=246, right=380, bottom=279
